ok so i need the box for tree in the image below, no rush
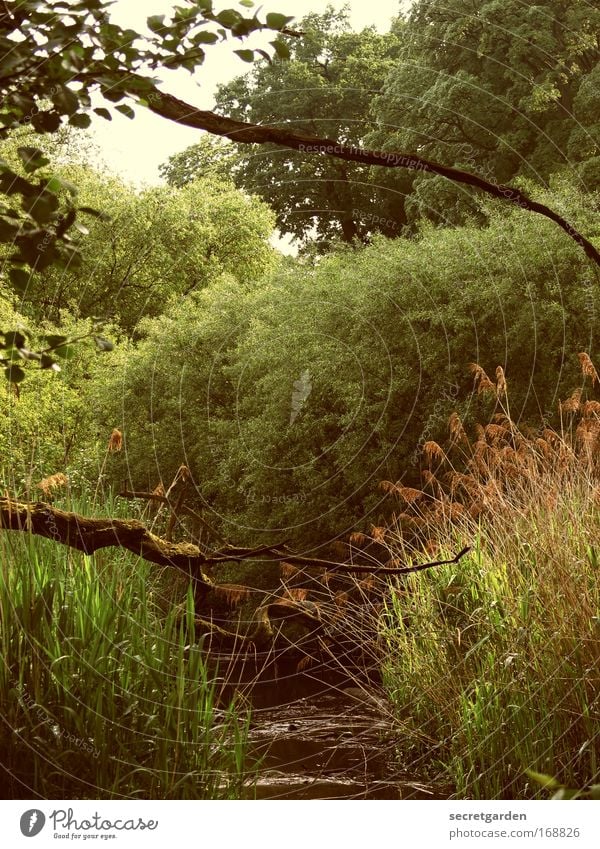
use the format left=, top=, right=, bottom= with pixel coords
left=370, top=0, right=600, bottom=225
left=1, top=0, right=598, bottom=382
left=0, top=0, right=295, bottom=376
left=159, top=134, right=241, bottom=186
left=211, top=7, right=406, bottom=249
left=22, top=167, right=276, bottom=334
left=0, top=0, right=294, bottom=264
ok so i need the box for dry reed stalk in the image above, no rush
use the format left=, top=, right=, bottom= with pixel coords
left=560, top=388, right=582, bottom=415
left=449, top=412, right=467, bottom=445
left=36, top=472, right=68, bottom=498
left=108, top=428, right=123, bottom=453
left=469, top=363, right=496, bottom=396
left=423, top=440, right=445, bottom=464
left=280, top=562, right=299, bottom=579
left=495, top=366, right=507, bottom=396
left=578, top=352, right=599, bottom=386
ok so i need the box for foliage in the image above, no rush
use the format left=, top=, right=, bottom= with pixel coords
left=20, top=166, right=276, bottom=334
left=86, top=274, right=256, bottom=508
left=0, top=494, right=252, bottom=799
left=211, top=7, right=406, bottom=249
left=90, top=182, right=600, bottom=547
left=0, top=0, right=294, bottom=375
left=371, top=0, right=600, bottom=225
left=0, top=0, right=234, bottom=264
left=160, top=135, right=242, bottom=187
left=0, top=294, right=108, bottom=493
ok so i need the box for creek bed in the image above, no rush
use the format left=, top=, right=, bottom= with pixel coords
left=211, top=652, right=438, bottom=800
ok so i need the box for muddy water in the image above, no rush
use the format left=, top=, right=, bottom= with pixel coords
left=214, top=653, right=436, bottom=800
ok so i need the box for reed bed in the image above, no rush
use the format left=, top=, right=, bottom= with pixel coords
left=0, top=494, right=252, bottom=799
left=372, top=357, right=600, bottom=798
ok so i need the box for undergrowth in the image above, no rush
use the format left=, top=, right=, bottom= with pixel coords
left=0, top=494, right=252, bottom=799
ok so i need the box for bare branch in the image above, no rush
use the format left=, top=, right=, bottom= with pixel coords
left=322, top=545, right=472, bottom=575
left=0, top=498, right=466, bottom=584
left=93, top=75, right=600, bottom=268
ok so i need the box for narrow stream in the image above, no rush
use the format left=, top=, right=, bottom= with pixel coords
left=214, top=653, right=437, bottom=800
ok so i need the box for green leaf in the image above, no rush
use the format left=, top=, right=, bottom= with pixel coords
left=79, top=206, right=110, bottom=221
left=234, top=49, right=255, bottom=63
left=0, top=170, right=30, bottom=196
left=0, top=217, right=18, bottom=239
left=5, top=363, right=25, bottom=383
left=115, top=104, right=135, bottom=119
left=192, top=31, right=219, bottom=44
left=53, top=344, right=76, bottom=360
left=69, top=113, right=92, bottom=129
left=93, top=336, right=114, bottom=352
left=94, top=107, right=112, bottom=121
left=52, top=85, right=79, bottom=115
left=589, top=784, right=600, bottom=800
left=21, top=191, right=59, bottom=224
left=265, top=13, right=294, bottom=31
left=100, top=87, right=125, bottom=103
left=240, top=0, right=254, bottom=6
left=17, top=146, right=50, bottom=174
left=3, top=331, right=27, bottom=349
left=40, top=354, right=60, bottom=372
left=147, top=14, right=165, bottom=33
left=216, top=9, right=241, bottom=28
left=8, top=267, right=30, bottom=294
left=46, top=176, right=78, bottom=196
left=526, top=770, right=561, bottom=790
left=552, top=788, right=580, bottom=800
left=270, top=38, right=290, bottom=60
left=31, top=112, right=61, bottom=133
left=43, top=334, right=69, bottom=350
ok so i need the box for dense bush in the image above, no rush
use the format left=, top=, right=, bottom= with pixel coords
left=0, top=293, right=100, bottom=494
left=90, top=183, right=600, bottom=548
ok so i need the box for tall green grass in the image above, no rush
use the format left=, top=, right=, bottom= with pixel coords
left=0, top=495, right=253, bottom=799
left=379, top=481, right=600, bottom=798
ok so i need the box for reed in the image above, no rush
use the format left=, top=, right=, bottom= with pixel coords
left=376, top=358, right=600, bottom=798
left=0, top=494, right=253, bottom=799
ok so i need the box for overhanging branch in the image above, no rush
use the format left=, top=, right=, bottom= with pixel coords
left=104, top=76, right=600, bottom=268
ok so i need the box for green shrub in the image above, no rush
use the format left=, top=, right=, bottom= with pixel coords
left=91, top=183, right=600, bottom=547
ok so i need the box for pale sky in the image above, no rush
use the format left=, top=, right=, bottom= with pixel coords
left=91, top=0, right=404, bottom=185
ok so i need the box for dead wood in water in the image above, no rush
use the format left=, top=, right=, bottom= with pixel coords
left=0, top=496, right=470, bottom=648
left=0, top=496, right=469, bottom=577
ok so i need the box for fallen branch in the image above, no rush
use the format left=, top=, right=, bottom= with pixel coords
left=0, top=497, right=300, bottom=581
left=0, top=497, right=213, bottom=587
left=1, top=497, right=470, bottom=652
left=0, top=498, right=467, bottom=582
left=119, top=485, right=227, bottom=544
